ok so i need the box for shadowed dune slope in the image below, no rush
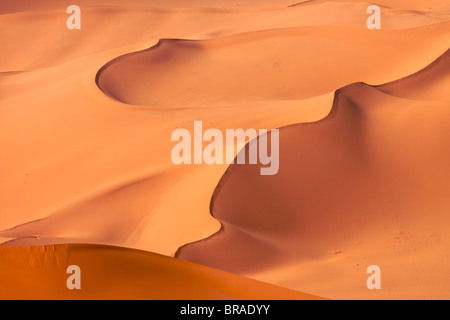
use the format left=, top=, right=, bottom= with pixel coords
left=177, top=50, right=450, bottom=299
left=0, top=244, right=323, bottom=300
left=377, top=49, right=450, bottom=101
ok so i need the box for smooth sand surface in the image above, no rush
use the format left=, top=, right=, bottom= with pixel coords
left=1, top=0, right=449, bottom=299
left=0, top=244, right=323, bottom=299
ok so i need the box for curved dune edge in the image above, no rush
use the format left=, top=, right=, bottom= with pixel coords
left=0, top=244, right=324, bottom=300
left=95, top=21, right=450, bottom=107
left=176, top=49, right=450, bottom=299
left=376, top=49, right=450, bottom=101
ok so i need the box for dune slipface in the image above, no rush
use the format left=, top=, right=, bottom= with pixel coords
left=177, top=50, right=450, bottom=299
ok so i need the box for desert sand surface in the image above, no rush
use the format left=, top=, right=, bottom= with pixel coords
left=1, top=0, right=449, bottom=299
left=0, top=244, right=322, bottom=299
left=178, top=50, right=450, bottom=299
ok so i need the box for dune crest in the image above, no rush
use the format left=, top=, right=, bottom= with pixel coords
left=377, top=49, right=450, bottom=101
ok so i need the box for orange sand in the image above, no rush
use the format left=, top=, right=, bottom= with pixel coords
left=178, top=50, right=450, bottom=299
left=1, top=0, right=449, bottom=299
left=0, top=244, right=322, bottom=299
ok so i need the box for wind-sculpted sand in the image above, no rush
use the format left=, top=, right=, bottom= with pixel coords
left=177, top=50, right=450, bottom=299
left=0, top=0, right=449, bottom=299
left=0, top=244, right=323, bottom=299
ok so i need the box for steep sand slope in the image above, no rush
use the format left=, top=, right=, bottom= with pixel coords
left=0, top=244, right=323, bottom=299
left=177, top=51, right=450, bottom=299
left=376, top=49, right=450, bottom=101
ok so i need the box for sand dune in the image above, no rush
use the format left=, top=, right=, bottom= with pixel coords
left=97, top=22, right=450, bottom=107
left=0, top=244, right=322, bottom=299
left=1, top=0, right=449, bottom=300
left=177, top=50, right=450, bottom=299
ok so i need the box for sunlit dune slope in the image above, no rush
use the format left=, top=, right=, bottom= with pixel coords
left=377, top=49, right=450, bottom=101
left=97, top=22, right=450, bottom=107
left=0, top=244, right=323, bottom=299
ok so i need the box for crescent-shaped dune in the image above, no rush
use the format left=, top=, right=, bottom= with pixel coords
left=177, top=50, right=450, bottom=299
